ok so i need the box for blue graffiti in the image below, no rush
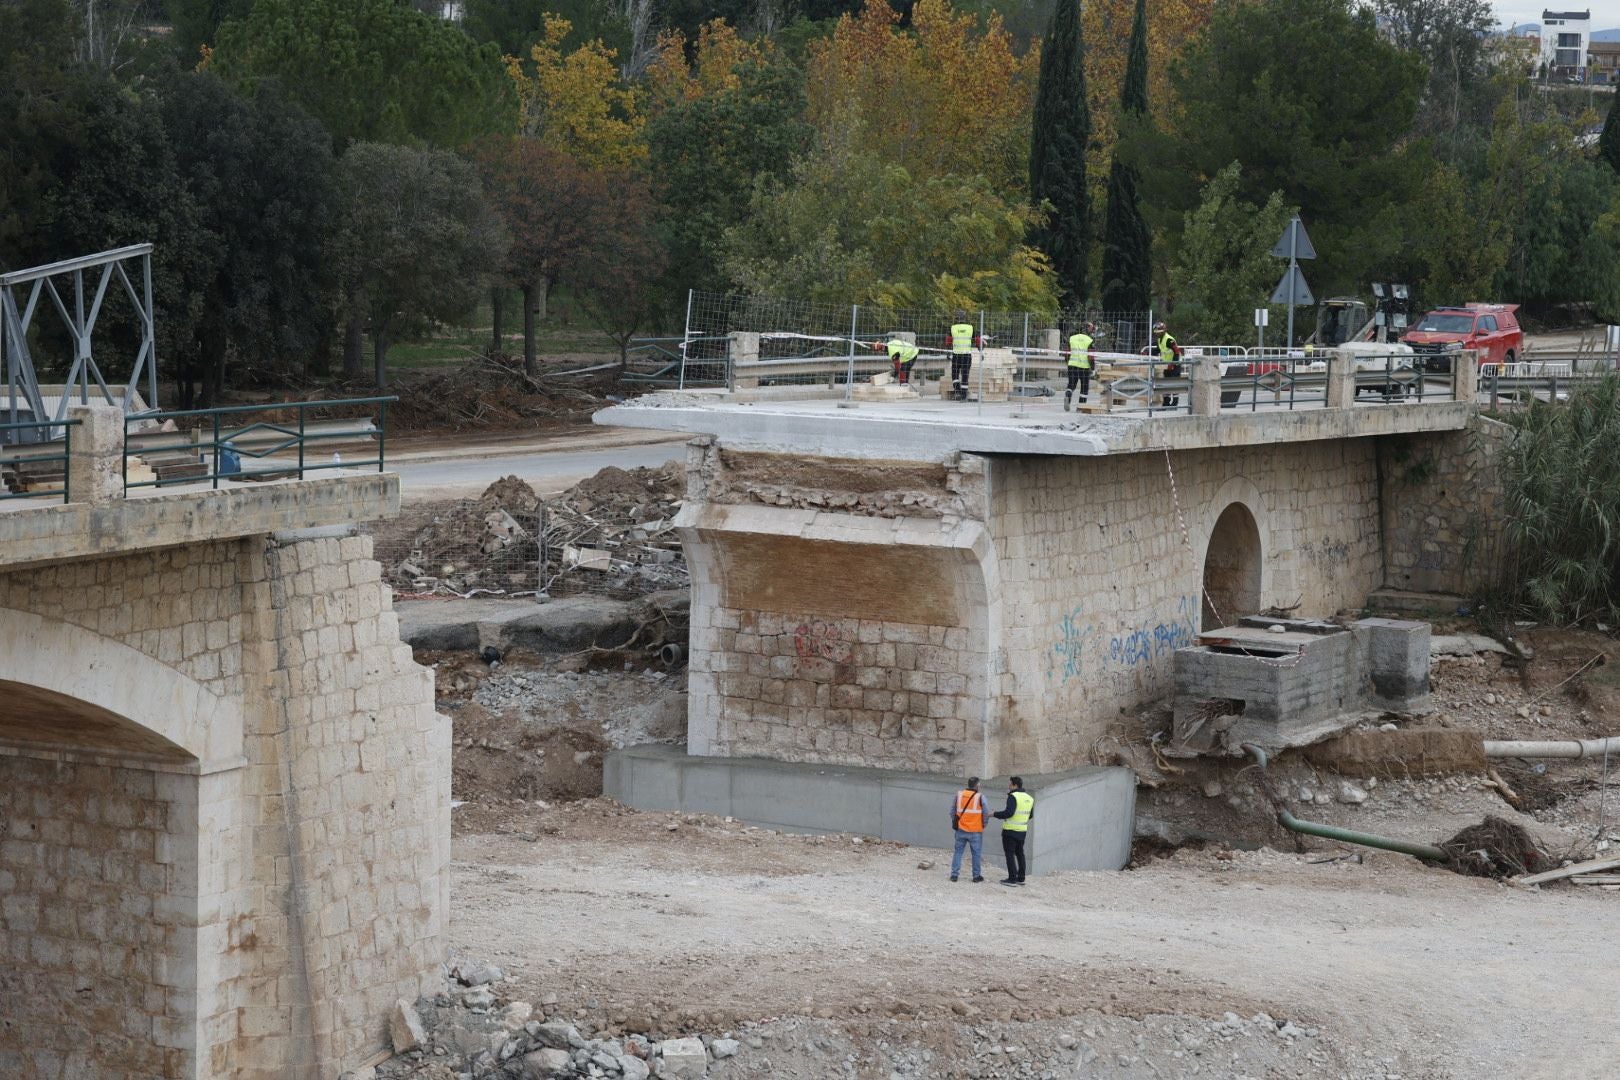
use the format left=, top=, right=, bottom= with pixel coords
left=1049, top=606, right=1092, bottom=681
left=1107, top=597, right=1199, bottom=668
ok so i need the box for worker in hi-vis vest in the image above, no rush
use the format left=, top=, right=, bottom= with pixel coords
left=871, top=336, right=922, bottom=385
left=1064, top=321, right=1097, bottom=412
left=948, top=776, right=986, bottom=882
left=992, top=776, right=1035, bottom=886
left=1155, top=320, right=1183, bottom=407
left=943, top=311, right=980, bottom=401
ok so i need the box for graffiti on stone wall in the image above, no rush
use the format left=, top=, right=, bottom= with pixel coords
left=1048, top=606, right=1092, bottom=681
left=793, top=620, right=854, bottom=663
left=1106, top=596, right=1199, bottom=668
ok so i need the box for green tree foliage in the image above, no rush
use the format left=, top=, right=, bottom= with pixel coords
left=166, top=0, right=252, bottom=66
left=156, top=74, right=340, bottom=406
left=1369, top=0, right=1499, bottom=137
left=720, top=140, right=1057, bottom=312
left=646, top=58, right=813, bottom=296
left=1498, top=148, right=1620, bottom=322
left=1601, top=88, right=1620, bottom=178
left=1151, top=0, right=1428, bottom=297
left=574, top=179, right=668, bottom=364
left=462, top=0, right=632, bottom=58
left=1099, top=0, right=1150, bottom=315
left=1027, top=0, right=1089, bottom=305
left=334, top=143, right=507, bottom=386
left=1169, top=163, right=1294, bottom=343
left=209, top=0, right=517, bottom=149
left=1499, top=375, right=1620, bottom=624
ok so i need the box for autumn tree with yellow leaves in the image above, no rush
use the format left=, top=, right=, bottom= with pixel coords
left=507, top=14, right=645, bottom=168
left=804, top=0, right=1040, bottom=200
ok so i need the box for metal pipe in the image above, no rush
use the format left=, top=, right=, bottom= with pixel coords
left=1484, top=736, right=1620, bottom=760
left=1243, top=744, right=1449, bottom=862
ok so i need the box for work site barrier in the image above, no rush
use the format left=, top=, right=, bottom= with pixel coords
left=656, top=290, right=1155, bottom=392
left=121, top=396, right=394, bottom=493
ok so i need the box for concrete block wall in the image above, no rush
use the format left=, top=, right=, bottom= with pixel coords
left=989, top=440, right=1385, bottom=769
left=1379, top=414, right=1511, bottom=596
left=0, top=533, right=448, bottom=1079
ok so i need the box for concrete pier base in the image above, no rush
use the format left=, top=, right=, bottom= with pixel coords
left=604, top=744, right=1136, bottom=875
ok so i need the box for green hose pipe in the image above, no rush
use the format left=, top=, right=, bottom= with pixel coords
left=1243, top=744, right=1449, bottom=862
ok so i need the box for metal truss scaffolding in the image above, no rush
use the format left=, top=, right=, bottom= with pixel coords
left=1, top=244, right=158, bottom=429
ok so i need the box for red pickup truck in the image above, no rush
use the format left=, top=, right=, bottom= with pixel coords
left=1400, top=303, right=1523, bottom=373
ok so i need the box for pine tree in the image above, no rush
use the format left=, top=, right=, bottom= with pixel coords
left=1028, top=0, right=1090, bottom=307
left=1601, top=87, right=1620, bottom=178
left=1100, top=0, right=1153, bottom=318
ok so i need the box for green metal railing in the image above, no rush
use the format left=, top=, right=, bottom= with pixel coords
left=0, top=418, right=78, bottom=503
left=122, top=396, right=396, bottom=493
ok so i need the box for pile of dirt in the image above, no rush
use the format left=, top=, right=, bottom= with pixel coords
left=372, top=465, right=686, bottom=598
left=389, top=358, right=611, bottom=434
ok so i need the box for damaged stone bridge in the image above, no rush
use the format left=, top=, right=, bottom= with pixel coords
left=0, top=406, right=445, bottom=1079
left=597, top=355, right=1505, bottom=783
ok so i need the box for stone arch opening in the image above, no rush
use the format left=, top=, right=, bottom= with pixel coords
left=1202, top=502, right=1262, bottom=631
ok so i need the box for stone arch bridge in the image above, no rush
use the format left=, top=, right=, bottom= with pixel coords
left=0, top=404, right=445, bottom=1079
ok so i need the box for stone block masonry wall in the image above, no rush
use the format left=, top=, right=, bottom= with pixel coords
left=1379, top=415, right=1511, bottom=596
left=0, top=759, right=198, bottom=1080
left=705, top=608, right=986, bottom=774
left=0, top=532, right=448, bottom=1080
left=992, top=440, right=1385, bottom=770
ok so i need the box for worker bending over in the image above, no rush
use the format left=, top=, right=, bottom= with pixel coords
left=992, top=776, right=1034, bottom=886
left=944, top=312, right=980, bottom=402
left=872, top=336, right=922, bottom=385
left=1064, top=321, right=1096, bottom=412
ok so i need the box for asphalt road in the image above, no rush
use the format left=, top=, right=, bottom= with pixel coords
left=389, top=432, right=687, bottom=502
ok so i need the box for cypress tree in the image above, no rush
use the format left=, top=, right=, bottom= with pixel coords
left=1601, top=87, right=1620, bottom=178
left=1100, top=0, right=1153, bottom=317
left=1028, top=0, right=1090, bottom=307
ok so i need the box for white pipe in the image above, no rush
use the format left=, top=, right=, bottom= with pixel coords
left=1483, top=736, right=1620, bottom=760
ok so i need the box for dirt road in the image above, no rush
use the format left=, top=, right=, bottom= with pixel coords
left=450, top=807, right=1615, bottom=1079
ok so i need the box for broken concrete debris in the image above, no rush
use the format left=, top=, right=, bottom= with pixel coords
left=374, top=466, right=685, bottom=598
left=366, top=965, right=751, bottom=1080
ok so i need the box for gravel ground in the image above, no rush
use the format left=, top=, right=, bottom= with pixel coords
left=448, top=802, right=1617, bottom=1080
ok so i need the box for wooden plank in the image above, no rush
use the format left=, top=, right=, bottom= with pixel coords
left=1512, top=855, right=1620, bottom=887
left=1570, top=875, right=1620, bottom=885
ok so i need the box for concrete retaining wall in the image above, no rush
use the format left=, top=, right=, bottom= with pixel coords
left=604, top=744, right=1136, bottom=875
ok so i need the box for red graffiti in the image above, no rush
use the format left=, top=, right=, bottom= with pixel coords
left=793, top=620, right=853, bottom=663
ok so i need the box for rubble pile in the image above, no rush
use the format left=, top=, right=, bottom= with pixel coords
left=380, top=467, right=686, bottom=599
left=359, top=962, right=742, bottom=1080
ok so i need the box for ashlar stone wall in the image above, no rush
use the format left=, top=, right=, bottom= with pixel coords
left=0, top=531, right=447, bottom=1080
left=1379, top=414, right=1511, bottom=596
left=991, top=439, right=1386, bottom=770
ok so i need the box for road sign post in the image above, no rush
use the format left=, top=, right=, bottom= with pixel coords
left=1255, top=307, right=1269, bottom=351
left=1269, top=216, right=1316, bottom=350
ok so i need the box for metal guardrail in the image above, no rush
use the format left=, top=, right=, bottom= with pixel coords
left=121, top=396, right=396, bottom=492
left=0, top=418, right=77, bottom=503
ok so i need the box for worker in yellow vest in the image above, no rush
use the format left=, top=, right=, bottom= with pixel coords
left=992, top=775, right=1034, bottom=886
left=1155, top=320, right=1183, bottom=407
left=871, top=336, right=922, bottom=385
left=948, top=776, right=987, bottom=882
left=943, top=311, right=980, bottom=402
left=1064, top=321, right=1097, bottom=412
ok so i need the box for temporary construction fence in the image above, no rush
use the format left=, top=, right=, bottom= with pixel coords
left=655, top=290, right=1156, bottom=391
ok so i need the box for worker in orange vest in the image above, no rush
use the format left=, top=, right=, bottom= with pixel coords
left=949, top=776, right=987, bottom=882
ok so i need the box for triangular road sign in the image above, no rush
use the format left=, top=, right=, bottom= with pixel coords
left=1270, top=217, right=1317, bottom=260
left=1270, top=265, right=1314, bottom=307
